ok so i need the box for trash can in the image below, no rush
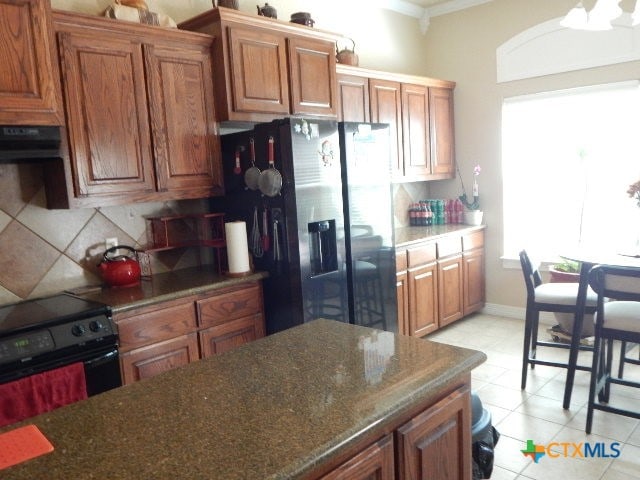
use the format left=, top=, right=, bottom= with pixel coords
left=471, top=391, right=500, bottom=479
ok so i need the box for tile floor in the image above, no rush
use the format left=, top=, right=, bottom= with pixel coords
left=428, top=313, right=640, bottom=480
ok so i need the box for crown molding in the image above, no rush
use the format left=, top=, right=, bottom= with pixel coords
left=382, top=0, right=494, bottom=19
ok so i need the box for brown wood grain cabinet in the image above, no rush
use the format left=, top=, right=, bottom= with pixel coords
left=407, top=242, right=439, bottom=337
left=396, top=228, right=484, bottom=337
left=116, top=281, right=265, bottom=385
left=0, top=0, right=62, bottom=125
left=336, top=73, right=369, bottom=123
left=179, top=8, right=338, bottom=123
left=319, top=434, right=395, bottom=480
left=45, top=11, right=223, bottom=208
left=395, top=250, right=410, bottom=336
left=396, top=386, right=472, bottom=480
left=336, top=65, right=455, bottom=183
left=462, top=230, right=486, bottom=315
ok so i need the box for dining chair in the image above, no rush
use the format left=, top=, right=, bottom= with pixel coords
left=586, top=265, right=640, bottom=433
left=519, top=250, right=597, bottom=391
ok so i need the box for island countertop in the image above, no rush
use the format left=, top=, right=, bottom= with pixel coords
left=0, top=319, right=485, bottom=480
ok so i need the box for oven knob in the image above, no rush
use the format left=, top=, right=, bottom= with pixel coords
left=71, top=324, right=86, bottom=337
left=89, top=320, right=104, bottom=332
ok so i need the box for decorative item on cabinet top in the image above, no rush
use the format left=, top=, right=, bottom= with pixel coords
left=103, top=0, right=177, bottom=27
left=336, top=38, right=358, bottom=66
left=257, top=2, right=277, bottom=18
left=290, top=12, right=314, bottom=27
left=215, top=0, right=239, bottom=9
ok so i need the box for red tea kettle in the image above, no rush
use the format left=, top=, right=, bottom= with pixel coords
left=98, top=245, right=141, bottom=287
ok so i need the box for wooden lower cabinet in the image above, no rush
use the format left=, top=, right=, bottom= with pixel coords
left=397, top=228, right=484, bottom=336
left=115, top=281, right=265, bottom=385
left=397, top=386, right=471, bottom=480
left=120, top=333, right=199, bottom=385
left=437, top=254, right=464, bottom=328
left=319, top=434, right=395, bottom=480
left=199, top=313, right=264, bottom=358
left=312, top=383, right=472, bottom=480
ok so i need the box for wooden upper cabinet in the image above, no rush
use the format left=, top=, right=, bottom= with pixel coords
left=228, top=25, right=289, bottom=116
left=144, top=42, right=223, bottom=196
left=47, top=11, right=223, bottom=208
left=401, top=83, right=430, bottom=180
left=288, top=36, right=337, bottom=117
left=336, top=72, right=369, bottom=123
left=56, top=30, right=156, bottom=198
left=369, top=78, right=403, bottom=180
left=429, top=87, right=455, bottom=178
left=179, top=8, right=340, bottom=122
left=0, top=0, right=62, bottom=125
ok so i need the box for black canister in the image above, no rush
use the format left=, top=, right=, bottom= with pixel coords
left=290, top=12, right=314, bottom=27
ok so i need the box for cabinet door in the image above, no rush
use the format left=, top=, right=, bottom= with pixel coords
left=228, top=26, right=289, bottom=115
left=336, top=73, right=369, bottom=123
left=463, top=248, right=485, bottom=315
left=288, top=37, right=337, bottom=117
left=56, top=30, right=156, bottom=197
left=319, top=434, right=395, bottom=480
left=199, top=314, right=265, bottom=358
left=144, top=42, right=223, bottom=197
left=429, top=87, right=455, bottom=178
left=401, top=83, right=431, bottom=180
left=120, top=333, right=200, bottom=385
left=408, top=262, right=438, bottom=337
left=396, top=270, right=409, bottom=337
left=438, top=255, right=464, bottom=327
left=369, top=79, right=403, bottom=180
left=0, top=0, right=62, bottom=125
left=397, top=386, right=472, bottom=480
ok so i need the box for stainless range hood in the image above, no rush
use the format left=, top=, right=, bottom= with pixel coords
left=0, top=125, right=61, bottom=163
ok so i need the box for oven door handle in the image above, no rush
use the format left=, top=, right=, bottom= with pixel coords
left=83, top=349, right=118, bottom=367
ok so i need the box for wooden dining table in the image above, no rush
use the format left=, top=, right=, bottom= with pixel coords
left=559, top=248, right=640, bottom=409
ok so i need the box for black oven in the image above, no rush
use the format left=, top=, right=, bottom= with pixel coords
left=0, top=294, right=121, bottom=426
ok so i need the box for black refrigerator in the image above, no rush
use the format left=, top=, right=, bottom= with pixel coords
left=213, top=118, right=397, bottom=335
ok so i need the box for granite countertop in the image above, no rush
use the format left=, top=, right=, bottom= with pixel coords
left=0, top=319, right=486, bottom=480
left=395, top=224, right=486, bottom=248
left=71, top=266, right=268, bottom=314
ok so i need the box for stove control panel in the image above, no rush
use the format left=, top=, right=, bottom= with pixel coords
left=0, top=314, right=116, bottom=365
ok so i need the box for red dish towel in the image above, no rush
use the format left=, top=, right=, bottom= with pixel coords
left=0, top=362, right=87, bottom=428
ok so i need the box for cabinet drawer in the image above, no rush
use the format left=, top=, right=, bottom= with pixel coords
left=396, top=249, right=408, bottom=272
left=197, top=283, right=262, bottom=328
left=436, top=236, right=462, bottom=258
left=462, top=230, right=484, bottom=251
left=116, top=302, right=197, bottom=351
left=407, top=243, right=437, bottom=268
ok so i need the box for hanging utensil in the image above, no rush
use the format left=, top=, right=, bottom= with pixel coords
left=273, top=219, right=282, bottom=262
left=233, top=149, right=242, bottom=175
left=258, top=136, right=282, bottom=197
left=244, top=137, right=260, bottom=190
left=261, top=207, right=270, bottom=252
left=250, top=206, right=263, bottom=258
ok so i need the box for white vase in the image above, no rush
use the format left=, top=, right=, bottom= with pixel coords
left=464, top=210, right=483, bottom=226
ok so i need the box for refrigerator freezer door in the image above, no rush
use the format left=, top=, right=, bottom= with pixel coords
left=340, top=122, right=398, bottom=333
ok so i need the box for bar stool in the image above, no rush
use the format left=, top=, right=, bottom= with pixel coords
left=519, top=250, right=597, bottom=391
left=586, top=264, right=640, bottom=433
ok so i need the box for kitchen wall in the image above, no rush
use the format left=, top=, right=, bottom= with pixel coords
left=422, top=0, right=640, bottom=312
left=0, top=163, right=209, bottom=305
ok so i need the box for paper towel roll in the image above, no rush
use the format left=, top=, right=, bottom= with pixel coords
left=225, top=221, right=251, bottom=274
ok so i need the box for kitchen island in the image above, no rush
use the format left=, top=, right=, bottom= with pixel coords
left=0, top=319, right=485, bottom=479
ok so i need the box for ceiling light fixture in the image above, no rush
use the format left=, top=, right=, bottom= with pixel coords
left=561, top=0, right=633, bottom=30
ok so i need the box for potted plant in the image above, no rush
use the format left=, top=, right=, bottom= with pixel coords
left=548, top=259, right=580, bottom=283
left=458, top=164, right=483, bottom=225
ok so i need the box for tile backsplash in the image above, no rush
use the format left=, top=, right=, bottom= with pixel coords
left=0, top=163, right=210, bottom=305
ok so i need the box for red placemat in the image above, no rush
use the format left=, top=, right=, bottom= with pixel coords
left=0, top=424, right=54, bottom=470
